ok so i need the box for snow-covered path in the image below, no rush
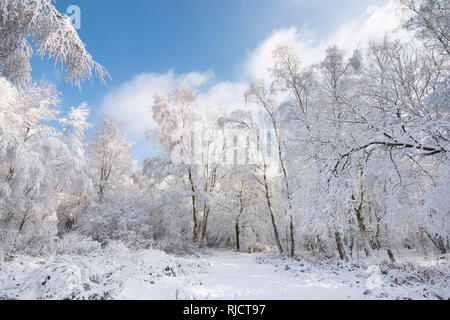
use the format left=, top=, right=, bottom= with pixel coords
left=2, top=247, right=447, bottom=300
left=113, top=250, right=367, bottom=300
left=184, top=251, right=363, bottom=300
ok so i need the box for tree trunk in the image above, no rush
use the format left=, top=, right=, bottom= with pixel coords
left=235, top=219, right=240, bottom=252
left=11, top=212, right=28, bottom=256
left=355, top=207, right=371, bottom=257
left=188, top=169, right=198, bottom=243
left=437, top=236, right=448, bottom=254
left=383, top=223, right=396, bottom=263
left=372, top=210, right=382, bottom=250
left=199, top=205, right=210, bottom=248
left=335, top=231, right=346, bottom=261
left=353, top=168, right=371, bottom=257
left=192, top=205, right=199, bottom=244
left=289, top=216, right=295, bottom=257
left=264, top=173, right=284, bottom=254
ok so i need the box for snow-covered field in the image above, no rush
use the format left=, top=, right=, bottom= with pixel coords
left=0, top=243, right=448, bottom=300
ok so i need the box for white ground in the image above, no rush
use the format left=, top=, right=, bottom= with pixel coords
left=0, top=243, right=448, bottom=300
left=176, top=251, right=363, bottom=300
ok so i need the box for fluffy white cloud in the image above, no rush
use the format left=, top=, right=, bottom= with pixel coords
left=242, top=0, right=407, bottom=83
left=241, top=25, right=319, bottom=83
left=101, top=70, right=213, bottom=141
left=196, top=81, right=249, bottom=115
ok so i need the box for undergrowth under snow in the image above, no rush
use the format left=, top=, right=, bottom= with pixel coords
left=0, top=240, right=448, bottom=300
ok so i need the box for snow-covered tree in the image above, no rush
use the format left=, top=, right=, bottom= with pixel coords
left=0, top=0, right=109, bottom=87
left=0, top=78, right=91, bottom=254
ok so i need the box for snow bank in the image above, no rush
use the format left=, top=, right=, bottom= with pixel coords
left=0, top=246, right=448, bottom=300
left=0, top=241, right=206, bottom=300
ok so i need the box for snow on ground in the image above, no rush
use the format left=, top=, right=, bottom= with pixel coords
left=0, top=243, right=448, bottom=300
left=185, top=251, right=363, bottom=300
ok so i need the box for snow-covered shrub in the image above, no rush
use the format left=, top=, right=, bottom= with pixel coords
left=247, top=241, right=273, bottom=254
left=76, top=202, right=154, bottom=249
left=155, top=237, right=198, bottom=256
left=49, top=234, right=102, bottom=256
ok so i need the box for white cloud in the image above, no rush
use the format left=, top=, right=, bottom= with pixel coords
left=197, top=81, right=249, bottom=115
left=242, top=0, right=408, bottom=83
left=101, top=70, right=213, bottom=141
left=241, top=25, right=320, bottom=83
left=331, top=1, right=408, bottom=51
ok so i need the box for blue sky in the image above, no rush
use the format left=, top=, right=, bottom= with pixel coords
left=31, top=0, right=395, bottom=164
